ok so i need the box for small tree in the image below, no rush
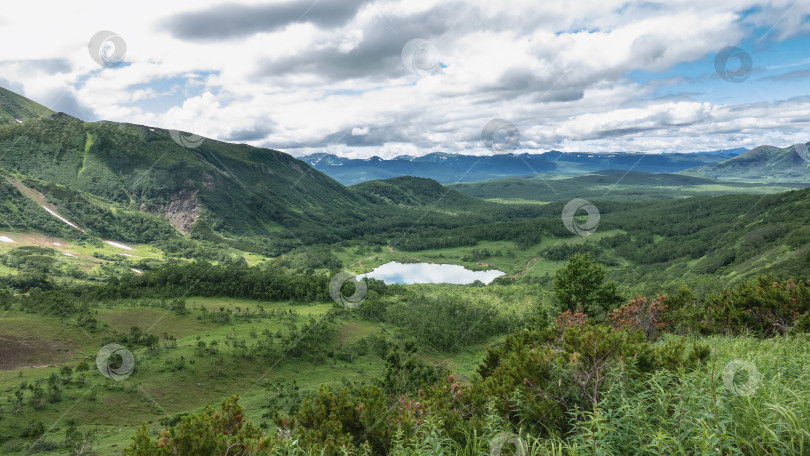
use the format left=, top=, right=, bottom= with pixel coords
left=60, top=366, right=73, bottom=385
left=65, top=424, right=96, bottom=455
left=552, top=253, right=623, bottom=321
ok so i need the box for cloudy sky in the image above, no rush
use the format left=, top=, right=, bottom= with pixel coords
left=1, top=0, right=809, bottom=158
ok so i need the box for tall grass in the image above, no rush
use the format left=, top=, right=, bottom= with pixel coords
left=194, top=334, right=810, bottom=456
left=395, top=334, right=807, bottom=455
left=536, top=333, right=810, bottom=456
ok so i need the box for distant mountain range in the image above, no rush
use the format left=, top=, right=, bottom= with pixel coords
left=687, top=144, right=810, bottom=182
left=301, top=149, right=747, bottom=185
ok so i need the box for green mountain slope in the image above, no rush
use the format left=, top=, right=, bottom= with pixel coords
left=0, top=86, right=55, bottom=124
left=686, top=143, right=810, bottom=182
left=0, top=111, right=367, bottom=251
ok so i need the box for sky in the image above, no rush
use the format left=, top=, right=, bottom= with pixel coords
left=1, top=0, right=809, bottom=159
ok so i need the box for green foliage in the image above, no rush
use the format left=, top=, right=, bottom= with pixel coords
left=93, top=261, right=333, bottom=302
left=359, top=287, right=520, bottom=351
left=552, top=253, right=623, bottom=321
left=64, top=424, right=95, bottom=455
left=697, top=276, right=810, bottom=336
left=377, top=342, right=445, bottom=396
left=472, top=324, right=709, bottom=436
left=0, top=176, right=79, bottom=238
left=124, top=395, right=270, bottom=456
left=283, top=385, right=393, bottom=455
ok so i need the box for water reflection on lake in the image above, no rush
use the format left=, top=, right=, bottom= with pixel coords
left=359, top=261, right=505, bottom=285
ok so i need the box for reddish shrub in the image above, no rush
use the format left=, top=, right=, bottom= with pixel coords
left=609, top=295, right=667, bottom=341
left=555, top=310, right=589, bottom=331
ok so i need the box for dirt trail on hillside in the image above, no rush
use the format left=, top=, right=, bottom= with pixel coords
left=509, top=257, right=537, bottom=279
left=348, top=255, right=377, bottom=269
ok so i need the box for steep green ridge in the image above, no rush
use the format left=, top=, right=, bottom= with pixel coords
left=0, top=86, right=55, bottom=124
left=0, top=112, right=368, bottom=250
left=686, top=143, right=810, bottom=182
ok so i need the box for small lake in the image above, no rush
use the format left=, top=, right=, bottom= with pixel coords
left=359, top=261, right=505, bottom=285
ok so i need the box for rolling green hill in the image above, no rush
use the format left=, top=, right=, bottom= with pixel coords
left=450, top=170, right=806, bottom=202
left=351, top=176, right=483, bottom=208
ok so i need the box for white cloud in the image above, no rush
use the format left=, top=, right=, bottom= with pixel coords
left=1, top=0, right=809, bottom=158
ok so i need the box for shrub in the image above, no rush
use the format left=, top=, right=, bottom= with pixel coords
left=280, top=385, right=392, bottom=456
left=700, top=276, right=810, bottom=336
left=609, top=295, right=667, bottom=341
left=124, top=395, right=270, bottom=456
left=473, top=324, right=709, bottom=436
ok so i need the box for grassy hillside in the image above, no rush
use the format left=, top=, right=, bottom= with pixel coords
left=0, top=113, right=371, bottom=252
left=0, top=87, right=54, bottom=125
left=0, top=256, right=807, bottom=455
